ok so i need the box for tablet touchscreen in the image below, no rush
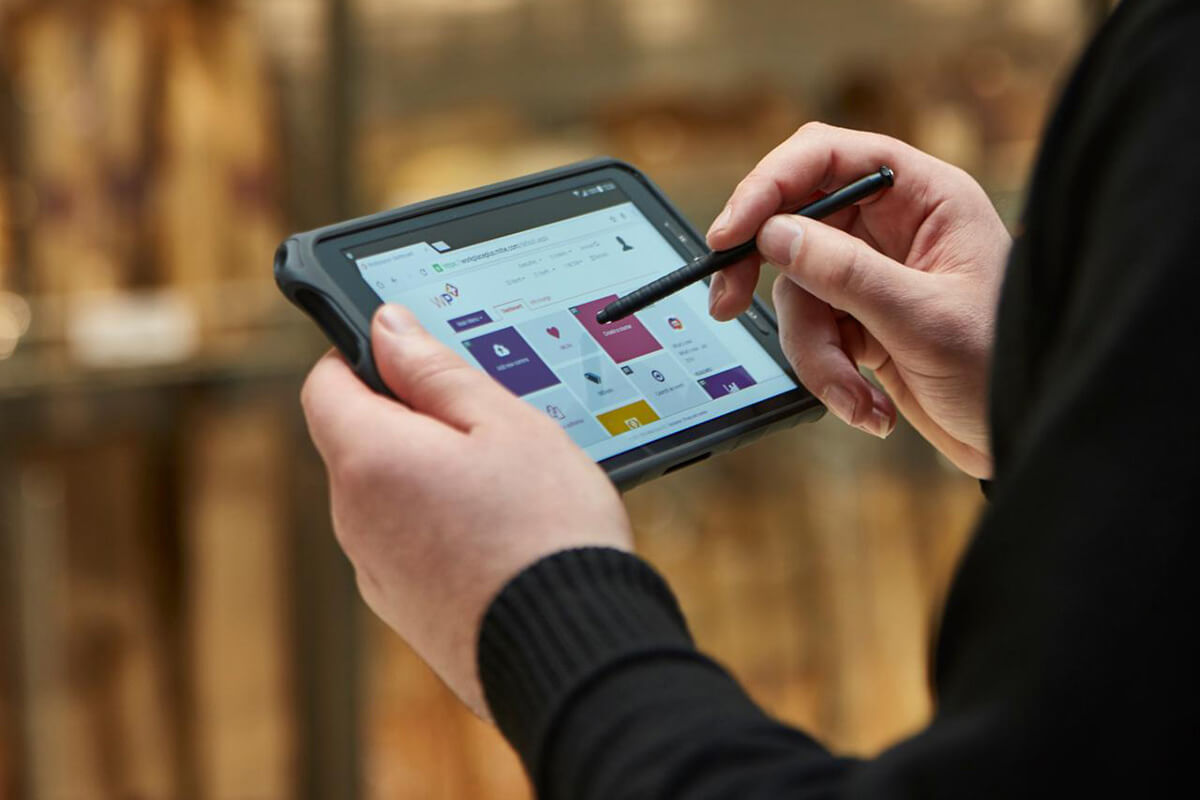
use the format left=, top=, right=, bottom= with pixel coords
left=338, top=179, right=799, bottom=462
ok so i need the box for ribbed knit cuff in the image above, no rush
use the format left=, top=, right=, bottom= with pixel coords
left=477, top=547, right=697, bottom=779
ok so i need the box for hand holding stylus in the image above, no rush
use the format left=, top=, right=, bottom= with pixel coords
left=708, top=122, right=1011, bottom=477
left=595, top=167, right=894, bottom=324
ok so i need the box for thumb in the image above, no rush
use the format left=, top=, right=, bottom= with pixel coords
left=372, top=304, right=518, bottom=431
left=756, top=215, right=924, bottom=331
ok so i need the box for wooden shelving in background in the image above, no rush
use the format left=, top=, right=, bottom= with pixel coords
left=0, top=1, right=1106, bottom=798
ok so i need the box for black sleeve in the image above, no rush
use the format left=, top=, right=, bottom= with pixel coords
left=479, top=3, right=1200, bottom=798
left=478, top=548, right=859, bottom=800
left=926, top=6, right=1200, bottom=795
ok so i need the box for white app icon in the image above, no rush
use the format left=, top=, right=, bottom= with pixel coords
left=624, top=418, right=641, bottom=430
left=493, top=343, right=511, bottom=358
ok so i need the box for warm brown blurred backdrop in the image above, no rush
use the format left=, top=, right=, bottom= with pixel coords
left=0, top=1, right=1106, bottom=798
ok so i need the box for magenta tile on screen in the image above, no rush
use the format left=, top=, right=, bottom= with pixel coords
left=570, top=295, right=663, bottom=363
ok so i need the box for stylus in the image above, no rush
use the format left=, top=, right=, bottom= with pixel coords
left=595, top=166, right=895, bottom=324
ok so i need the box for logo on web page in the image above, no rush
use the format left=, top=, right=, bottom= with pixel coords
left=430, top=283, right=460, bottom=308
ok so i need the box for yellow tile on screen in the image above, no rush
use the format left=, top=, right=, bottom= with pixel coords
left=596, top=400, right=661, bottom=436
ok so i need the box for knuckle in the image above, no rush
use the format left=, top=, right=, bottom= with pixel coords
left=741, top=168, right=769, bottom=187
left=405, top=348, right=475, bottom=395
left=796, top=119, right=828, bottom=137
left=735, top=168, right=774, bottom=200
left=783, top=343, right=826, bottom=398
left=771, top=273, right=800, bottom=320
left=329, top=508, right=362, bottom=557
left=352, top=567, right=382, bottom=605
left=947, top=162, right=973, bottom=185
left=300, top=372, right=338, bottom=444
left=780, top=328, right=817, bottom=376
left=299, top=378, right=316, bottom=416
left=299, top=365, right=324, bottom=416
left=330, top=507, right=379, bottom=566
left=818, top=236, right=892, bottom=310
left=332, top=445, right=388, bottom=492
left=771, top=282, right=813, bottom=374
left=789, top=224, right=839, bottom=287
left=826, top=238, right=864, bottom=297
left=300, top=354, right=347, bottom=423
left=778, top=330, right=805, bottom=373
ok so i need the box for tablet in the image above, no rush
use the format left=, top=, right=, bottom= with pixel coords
left=275, top=158, right=823, bottom=488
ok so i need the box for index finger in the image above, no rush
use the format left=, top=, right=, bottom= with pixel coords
left=706, top=122, right=937, bottom=253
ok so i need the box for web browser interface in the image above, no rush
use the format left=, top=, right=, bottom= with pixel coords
left=347, top=182, right=797, bottom=462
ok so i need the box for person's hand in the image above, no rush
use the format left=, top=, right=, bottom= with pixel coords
left=301, top=305, right=633, bottom=717
left=707, top=122, right=1011, bottom=478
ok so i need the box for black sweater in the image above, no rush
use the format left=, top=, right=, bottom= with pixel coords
left=477, top=1, right=1200, bottom=796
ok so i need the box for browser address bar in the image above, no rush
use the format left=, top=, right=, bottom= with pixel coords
left=359, top=204, right=644, bottom=295
left=426, top=210, right=640, bottom=281
left=430, top=233, right=550, bottom=273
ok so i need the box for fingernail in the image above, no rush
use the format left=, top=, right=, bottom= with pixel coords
left=758, top=216, right=805, bottom=266
left=376, top=304, right=413, bottom=335
left=707, top=204, right=733, bottom=238
left=708, top=272, right=726, bottom=316
left=821, top=384, right=857, bottom=424
left=861, top=407, right=895, bottom=439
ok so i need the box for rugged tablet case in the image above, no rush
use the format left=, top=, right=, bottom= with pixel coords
left=274, top=157, right=824, bottom=489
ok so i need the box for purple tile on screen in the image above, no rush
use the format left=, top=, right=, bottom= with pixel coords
left=448, top=309, right=493, bottom=332
left=697, top=366, right=757, bottom=399
left=462, top=327, right=560, bottom=396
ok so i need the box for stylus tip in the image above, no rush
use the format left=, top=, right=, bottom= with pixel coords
left=595, top=308, right=611, bottom=324
left=879, top=165, right=895, bottom=186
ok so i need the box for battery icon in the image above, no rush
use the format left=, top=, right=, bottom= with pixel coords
left=432, top=263, right=443, bottom=273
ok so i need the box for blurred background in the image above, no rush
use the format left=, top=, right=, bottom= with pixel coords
left=0, top=1, right=1109, bottom=798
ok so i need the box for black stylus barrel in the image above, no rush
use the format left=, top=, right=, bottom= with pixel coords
left=596, top=166, right=894, bottom=324
left=595, top=241, right=757, bottom=324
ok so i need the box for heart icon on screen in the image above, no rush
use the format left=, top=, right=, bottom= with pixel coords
left=546, top=326, right=561, bottom=339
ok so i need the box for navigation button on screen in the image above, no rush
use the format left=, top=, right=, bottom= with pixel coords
left=447, top=309, right=493, bottom=333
